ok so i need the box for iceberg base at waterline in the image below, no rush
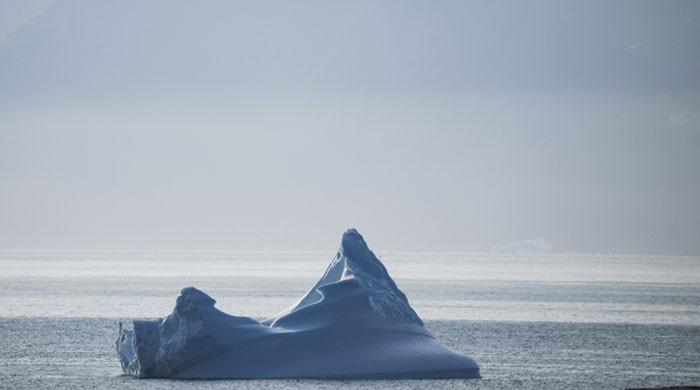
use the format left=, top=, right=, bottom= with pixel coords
left=116, top=229, right=480, bottom=379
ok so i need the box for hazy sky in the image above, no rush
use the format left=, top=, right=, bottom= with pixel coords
left=1, top=0, right=699, bottom=254
left=0, top=0, right=52, bottom=44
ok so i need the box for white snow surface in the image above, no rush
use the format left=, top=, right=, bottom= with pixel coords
left=491, top=236, right=554, bottom=254
left=116, top=229, right=480, bottom=379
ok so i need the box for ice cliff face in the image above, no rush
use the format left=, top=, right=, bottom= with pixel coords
left=117, top=288, right=265, bottom=377
left=117, top=228, right=480, bottom=379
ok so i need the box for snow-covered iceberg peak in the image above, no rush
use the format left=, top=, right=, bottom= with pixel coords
left=340, top=228, right=422, bottom=324
left=116, top=228, right=480, bottom=379
left=268, top=228, right=421, bottom=326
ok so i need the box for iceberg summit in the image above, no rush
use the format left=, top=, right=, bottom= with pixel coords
left=116, top=229, right=480, bottom=379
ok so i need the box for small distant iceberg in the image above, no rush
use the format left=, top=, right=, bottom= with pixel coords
left=491, top=236, right=554, bottom=254
left=116, top=228, right=480, bottom=379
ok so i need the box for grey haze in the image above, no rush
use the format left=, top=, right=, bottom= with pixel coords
left=0, top=0, right=698, bottom=254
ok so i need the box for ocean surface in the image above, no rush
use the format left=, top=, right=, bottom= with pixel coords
left=0, top=250, right=699, bottom=389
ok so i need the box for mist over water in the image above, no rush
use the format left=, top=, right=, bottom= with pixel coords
left=1, top=250, right=698, bottom=323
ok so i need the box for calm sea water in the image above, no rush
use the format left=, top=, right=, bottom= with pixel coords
left=1, top=250, right=699, bottom=389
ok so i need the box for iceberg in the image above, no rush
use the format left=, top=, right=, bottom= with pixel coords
left=116, top=228, right=480, bottom=379
left=491, top=236, right=554, bottom=254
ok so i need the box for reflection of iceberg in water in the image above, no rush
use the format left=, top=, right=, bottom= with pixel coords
left=116, top=229, right=480, bottom=379
left=491, top=236, right=554, bottom=254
